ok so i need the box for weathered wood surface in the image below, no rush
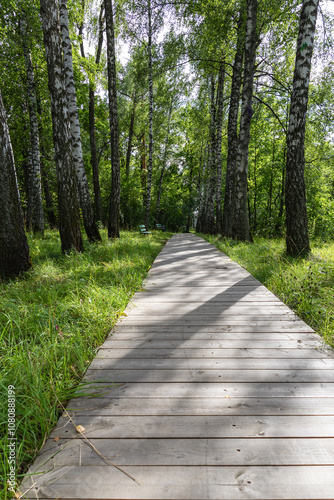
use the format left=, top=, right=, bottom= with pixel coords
left=21, top=234, right=334, bottom=499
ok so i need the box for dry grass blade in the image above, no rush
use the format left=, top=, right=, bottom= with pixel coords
left=51, top=383, right=141, bottom=485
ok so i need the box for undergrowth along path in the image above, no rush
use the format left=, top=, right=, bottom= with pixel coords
left=21, top=233, right=334, bottom=500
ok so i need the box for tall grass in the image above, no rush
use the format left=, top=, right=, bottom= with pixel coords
left=200, top=234, right=334, bottom=349
left=0, top=230, right=171, bottom=498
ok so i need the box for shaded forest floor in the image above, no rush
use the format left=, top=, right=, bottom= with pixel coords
left=0, top=229, right=172, bottom=498
left=201, top=234, right=334, bottom=351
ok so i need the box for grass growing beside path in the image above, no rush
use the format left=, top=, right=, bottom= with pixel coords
left=0, top=230, right=171, bottom=498
left=200, top=235, right=334, bottom=350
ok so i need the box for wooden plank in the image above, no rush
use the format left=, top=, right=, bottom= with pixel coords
left=31, top=437, right=334, bottom=468
left=110, top=331, right=318, bottom=340
left=89, top=356, right=334, bottom=371
left=113, top=322, right=315, bottom=332
left=124, top=303, right=294, bottom=315
left=97, top=347, right=331, bottom=359
left=102, top=339, right=323, bottom=349
left=145, top=280, right=263, bottom=287
left=83, top=368, right=334, bottom=384
left=66, top=396, right=334, bottom=416
left=21, top=465, right=334, bottom=499
left=133, top=291, right=281, bottom=302
left=78, top=382, right=334, bottom=398
left=119, top=314, right=300, bottom=324
left=49, top=415, right=334, bottom=439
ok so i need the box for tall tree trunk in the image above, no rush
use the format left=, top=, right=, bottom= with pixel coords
left=22, top=150, right=33, bottom=231
left=141, top=133, right=147, bottom=208
left=285, top=0, right=318, bottom=256
left=20, top=19, right=44, bottom=234
left=40, top=0, right=83, bottom=253
left=275, top=146, right=286, bottom=234
left=154, top=102, right=172, bottom=226
left=0, top=88, right=31, bottom=277
left=196, top=143, right=208, bottom=233
left=126, top=89, right=138, bottom=178
left=222, top=7, right=245, bottom=237
left=59, top=0, right=101, bottom=243
left=105, top=0, right=121, bottom=238
left=201, top=75, right=217, bottom=234
left=215, top=59, right=225, bottom=235
left=88, top=4, right=104, bottom=225
left=232, top=0, right=257, bottom=241
left=89, top=87, right=104, bottom=225
left=145, top=0, right=154, bottom=229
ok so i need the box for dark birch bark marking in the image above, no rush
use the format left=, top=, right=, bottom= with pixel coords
left=215, top=60, right=225, bottom=235
left=233, top=0, right=257, bottom=241
left=285, top=0, right=319, bottom=256
left=40, top=0, right=83, bottom=253
left=20, top=18, right=44, bottom=234
left=154, top=102, right=172, bottom=227
left=222, top=7, right=245, bottom=237
left=0, top=88, right=31, bottom=277
left=145, top=0, right=154, bottom=230
left=105, top=0, right=121, bottom=239
left=59, top=0, right=101, bottom=243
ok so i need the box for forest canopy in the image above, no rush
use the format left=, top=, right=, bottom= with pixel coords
left=1, top=0, right=334, bottom=275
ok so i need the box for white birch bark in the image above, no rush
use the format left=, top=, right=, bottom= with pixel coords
left=40, top=0, right=83, bottom=253
left=201, top=74, right=217, bottom=234
left=58, top=0, right=101, bottom=242
left=215, top=59, right=225, bottom=235
left=154, top=102, right=172, bottom=226
left=232, top=0, right=257, bottom=241
left=222, top=5, right=245, bottom=237
left=285, top=0, right=319, bottom=256
left=20, top=18, right=44, bottom=234
left=145, top=0, right=154, bottom=230
left=105, top=0, right=121, bottom=238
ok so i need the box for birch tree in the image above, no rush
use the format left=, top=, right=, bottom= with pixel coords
left=20, top=18, right=44, bottom=234
left=40, top=0, right=83, bottom=253
left=222, top=6, right=245, bottom=237
left=215, top=59, right=225, bottom=235
left=155, top=101, right=173, bottom=226
left=232, top=0, right=257, bottom=241
left=59, top=0, right=101, bottom=242
left=145, top=0, right=154, bottom=229
left=105, top=0, right=121, bottom=238
left=0, top=88, right=31, bottom=277
left=200, top=74, right=217, bottom=234
left=285, top=0, right=319, bottom=256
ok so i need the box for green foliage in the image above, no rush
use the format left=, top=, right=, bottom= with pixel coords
left=0, top=229, right=172, bottom=497
left=201, top=234, right=334, bottom=350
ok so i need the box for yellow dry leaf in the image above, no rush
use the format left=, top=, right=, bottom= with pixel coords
left=225, top=395, right=230, bottom=399
left=54, top=437, right=60, bottom=442
left=76, top=425, right=85, bottom=434
left=14, top=492, right=22, bottom=499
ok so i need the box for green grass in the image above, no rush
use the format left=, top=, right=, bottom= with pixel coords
left=0, top=229, right=172, bottom=499
left=199, top=234, right=334, bottom=350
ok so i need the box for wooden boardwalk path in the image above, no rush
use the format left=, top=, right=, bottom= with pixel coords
left=22, top=234, right=334, bottom=499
